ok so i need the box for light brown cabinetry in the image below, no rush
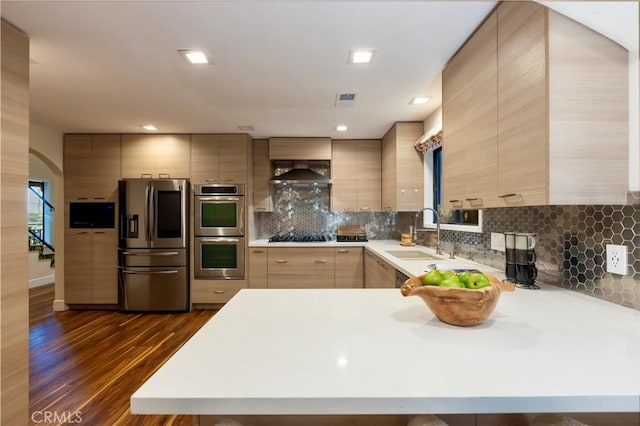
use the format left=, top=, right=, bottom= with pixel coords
left=64, top=134, right=121, bottom=201
left=441, top=1, right=628, bottom=208
left=334, top=247, right=364, bottom=288
left=268, top=137, right=332, bottom=160
left=121, top=134, right=190, bottom=179
left=248, top=247, right=268, bottom=288
left=442, top=12, right=498, bottom=210
left=364, top=250, right=396, bottom=288
left=64, top=229, right=118, bottom=304
left=381, top=123, right=424, bottom=212
left=190, top=280, right=246, bottom=304
left=252, top=139, right=272, bottom=212
left=331, top=140, right=381, bottom=212
left=267, top=248, right=335, bottom=288
left=191, top=134, right=250, bottom=184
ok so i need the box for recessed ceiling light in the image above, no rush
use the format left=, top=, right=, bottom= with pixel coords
left=178, top=49, right=210, bottom=65
left=410, top=96, right=431, bottom=105
left=238, top=125, right=255, bottom=131
left=141, top=124, right=157, bottom=131
left=336, top=125, right=348, bottom=132
left=348, top=49, right=376, bottom=64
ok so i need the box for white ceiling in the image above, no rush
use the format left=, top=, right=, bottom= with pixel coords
left=2, top=1, right=637, bottom=140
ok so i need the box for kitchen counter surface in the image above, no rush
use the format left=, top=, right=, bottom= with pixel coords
left=250, top=239, right=492, bottom=279
left=131, top=285, right=640, bottom=415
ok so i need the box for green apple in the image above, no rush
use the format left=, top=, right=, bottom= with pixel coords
left=466, top=273, right=491, bottom=289
left=421, top=270, right=444, bottom=286
left=457, top=271, right=472, bottom=286
left=439, top=277, right=465, bottom=288
left=440, top=270, right=456, bottom=280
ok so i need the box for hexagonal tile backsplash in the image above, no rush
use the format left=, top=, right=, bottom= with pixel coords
left=256, top=190, right=640, bottom=310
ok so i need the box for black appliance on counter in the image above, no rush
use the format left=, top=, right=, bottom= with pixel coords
left=118, top=179, right=190, bottom=312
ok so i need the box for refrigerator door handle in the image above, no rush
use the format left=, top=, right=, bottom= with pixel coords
left=150, top=185, right=156, bottom=241
left=121, top=251, right=179, bottom=256
left=122, top=269, right=179, bottom=275
left=144, top=184, right=150, bottom=242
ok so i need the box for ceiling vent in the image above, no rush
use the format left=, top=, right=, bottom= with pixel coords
left=335, top=93, right=357, bottom=107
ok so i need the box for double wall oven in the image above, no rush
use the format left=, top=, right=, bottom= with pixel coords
left=194, top=184, right=245, bottom=279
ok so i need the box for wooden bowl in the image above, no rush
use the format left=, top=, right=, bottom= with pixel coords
left=400, top=274, right=515, bottom=327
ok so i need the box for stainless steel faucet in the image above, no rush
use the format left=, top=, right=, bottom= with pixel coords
left=413, top=207, right=442, bottom=255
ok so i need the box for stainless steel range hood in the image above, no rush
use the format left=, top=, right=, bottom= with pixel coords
left=270, top=160, right=331, bottom=187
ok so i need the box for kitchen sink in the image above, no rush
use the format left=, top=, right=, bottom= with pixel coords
left=385, top=250, right=440, bottom=260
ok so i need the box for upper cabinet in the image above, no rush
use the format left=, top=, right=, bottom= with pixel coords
left=64, top=134, right=121, bottom=201
left=121, top=134, right=190, bottom=179
left=269, top=137, right=331, bottom=160
left=191, top=134, right=250, bottom=184
left=442, top=1, right=629, bottom=208
left=331, top=139, right=381, bottom=212
left=442, top=12, right=498, bottom=210
left=253, top=139, right=272, bottom=212
left=381, top=123, right=424, bottom=212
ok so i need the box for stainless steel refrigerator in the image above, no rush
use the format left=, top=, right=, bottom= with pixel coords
left=118, top=179, right=189, bottom=312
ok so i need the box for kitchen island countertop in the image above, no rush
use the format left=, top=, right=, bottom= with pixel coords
left=131, top=285, right=640, bottom=416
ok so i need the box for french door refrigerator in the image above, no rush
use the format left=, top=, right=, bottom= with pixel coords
left=118, top=179, right=189, bottom=312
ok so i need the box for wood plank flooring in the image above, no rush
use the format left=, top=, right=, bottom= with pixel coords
left=29, top=284, right=216, bottom=425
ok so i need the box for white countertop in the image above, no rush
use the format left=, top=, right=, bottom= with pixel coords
left=131, top=286, right=640, bottom=415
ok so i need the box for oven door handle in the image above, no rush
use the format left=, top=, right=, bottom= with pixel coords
left=198, top=238, right=241, bottom=243
left=196, top=196, right=241, bottom=202
left=121, top=251, right=180, bottom=256
left=121, top=269, right=179, bottom=275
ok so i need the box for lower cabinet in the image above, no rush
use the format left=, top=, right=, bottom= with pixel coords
left=267, top=248, right=335, bottom=288
left=65, top=229, right=118, bottom=305
left=335, top=247, right=364, bottom=288
left=364, top=249, right=396, bottom=288
left=248, top=248, right=268, bottom=288
left=190, top=280, right=246, bottom=304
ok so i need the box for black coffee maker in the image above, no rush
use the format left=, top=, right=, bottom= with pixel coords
left=505, top=232, right=539, bottom=289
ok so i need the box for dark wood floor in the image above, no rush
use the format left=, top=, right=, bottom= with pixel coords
left=29, top=284, right=216, bottom=425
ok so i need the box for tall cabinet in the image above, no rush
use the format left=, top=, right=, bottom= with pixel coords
left=64, top=134, right=121, bottom=305
left=381, top=123, right=424, bottom=212
left=441, top=1, right=628, bottom=208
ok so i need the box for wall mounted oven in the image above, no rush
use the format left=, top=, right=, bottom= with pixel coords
left=194, top=184, right=245, bottom=237
left=194, top=237, right=245, bottom=279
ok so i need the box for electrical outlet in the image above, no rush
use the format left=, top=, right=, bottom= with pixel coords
left=606, top=244, right=628, bottom=275
left=491, top=232, right=505, bottom=252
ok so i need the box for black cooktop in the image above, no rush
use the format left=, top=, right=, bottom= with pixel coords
left=268, top=233, right=328, bottom=243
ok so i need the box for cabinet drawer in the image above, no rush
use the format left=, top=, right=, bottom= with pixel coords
left=191, top=280, right=245, bottom=304
left=267, top=248, right=334, bottom=288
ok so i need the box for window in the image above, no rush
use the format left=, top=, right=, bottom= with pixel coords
left=28, top=180, right=54, bottom=248
left=424, top=147, right=482, bottom=233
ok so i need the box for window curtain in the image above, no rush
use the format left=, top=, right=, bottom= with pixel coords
left=414, top=129, right=442, bottom=153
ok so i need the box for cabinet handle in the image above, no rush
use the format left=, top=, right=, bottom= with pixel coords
left=448, top=199, right=461, bottom=203
left=77, top=197, right=89, bottom=200
left=465, top=198, right=479, bottom=201
left=360, top=206, right=370, bottom=211
left=276, top=260, right=287, bottom=263
left=205, top=179, right=218, bottom=183
left=498, top=193, right=517, bottom=198
left=214, top=290, right=225, bottom=294
left=93, top=197, right=105, bottom=200
left=337, top=249, right=349, bottom=253
left=158, top=173, right=171, bottom=179
left=221, top=179, right=233, bottom=182
left=255, top=207, right=266, bottom=211
left=253, top=250, right=265, bottom=253
left=141, top=173, right=153, bottom=179
left=315, top=260, right=327, bottom=264
left=77, top=231, right=89, bottom=235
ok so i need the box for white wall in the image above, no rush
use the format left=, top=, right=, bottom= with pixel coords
left=30, top=122, right=63, bottom=171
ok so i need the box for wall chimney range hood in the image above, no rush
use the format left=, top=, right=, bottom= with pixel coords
left=270, top=160, right=331, bottom=187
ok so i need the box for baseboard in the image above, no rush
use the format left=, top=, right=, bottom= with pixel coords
left=53, top=299, right=68, bottom=311
left=29, top=274, right=55, bottom=288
